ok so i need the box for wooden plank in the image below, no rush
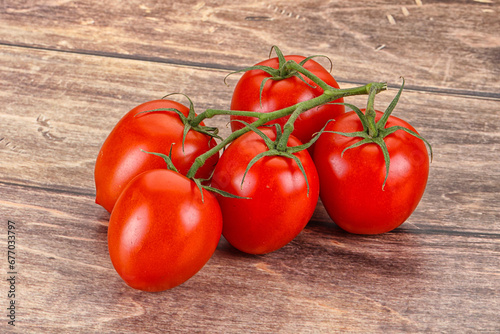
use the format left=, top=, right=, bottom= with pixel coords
left=1, top=0, right=499, bottom=94
left=0, top=0, right=498, bottom=333
left=1, top=45, right=499, bottom=232
left=1, top=182, right=498, bottom=333
left=0, top=39, right=499, bottom=332
left=0, top=43, right=235, bottom=194
left=0, top=43, right=499, bottom=251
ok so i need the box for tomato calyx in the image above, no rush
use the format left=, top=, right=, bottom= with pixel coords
left=325, top=79, right=433, bottom=190
left=141, top=148, right=248, bottom=202
left=224, top=45, right=333, bottom=107
left=136, top=93, right=221, bottom=150
left=231, top=118, right=317, bottom=196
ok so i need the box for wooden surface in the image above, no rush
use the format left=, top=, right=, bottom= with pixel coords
left=1, top=0, right=499, bottom=333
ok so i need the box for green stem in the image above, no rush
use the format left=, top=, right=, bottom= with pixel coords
left=192, top=59, right=370, bottom=127
left=187, top=117, right=269, bottom=178
left=192, top=109, right=265, bottom=126
left=186, top=81, right=386, bottom=178
left=365, top=84, right=380, bottom=137
left=285, top=60, right=331, bottom=91
left=276, top=106, right=303, bottom=151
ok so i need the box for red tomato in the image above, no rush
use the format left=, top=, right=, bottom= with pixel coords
left=313, top=110, right=430, bottom=234
left=108, top=169, right=222, bottom=291
left=211, top=127, right=319, bottom=254
left=94, top=100, right=219, bottom=213
left=230, top=55, right=344, bottom=150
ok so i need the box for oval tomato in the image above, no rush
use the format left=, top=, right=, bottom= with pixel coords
left=94, top=99, right=219, bottom=213
left=230, top=55, right=344, bottom=149
left=108, top=169, right=222, bottom=291
left=313, top=110, right=430, bottom=234
left=211, top=127, right=319, bottom=254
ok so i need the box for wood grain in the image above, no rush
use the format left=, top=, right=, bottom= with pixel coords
left=0, top=42, right=499, bottom=333
left=2, top=183, right=498, bottom=333
left=0, top=0, right=499, bottom=333
left=1, top=0, right=499, bottom=94
left=1, top=45, right=499, bottom=225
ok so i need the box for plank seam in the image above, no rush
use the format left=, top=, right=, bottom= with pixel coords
left=0, top=180, right=95, bottom=198
left=1, top=42, right=499, bottom=101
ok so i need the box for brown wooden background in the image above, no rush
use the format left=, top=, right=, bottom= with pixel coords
left=1, top=0, right=499, bottom=333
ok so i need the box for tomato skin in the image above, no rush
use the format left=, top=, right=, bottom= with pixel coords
left=107, top=169, right=222, bottom=292
left=94, top=100, right=219, bottom=213
left=314, top=110, right=429, bottom=234
left=211, top=128, right=319, bottom=254
left=230, top=55, right=344, bottom=149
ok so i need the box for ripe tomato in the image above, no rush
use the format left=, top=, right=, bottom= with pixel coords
left=229, top=55, right=344, bottom=150
left=313, top=110, right=430, bottom=234
left=94, top=99, right=219, bottom=213
left=211, top=127, right=319, bottom=254
left=108, top=169, right=222, bottom=291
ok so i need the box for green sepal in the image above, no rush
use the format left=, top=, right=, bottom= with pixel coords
left=140, top=148, right=179, bottom=173
left=372, top=137, right=391, bottom=190
left=299, top=55, right=333, bottom=72
left=270, top=45, right=287, bottom=68
left=288, top=119, right=336, bottom=153
left=181, top=124, right=190, bottom=152
left=339, top=137, right=372, bottom=157
left=140, top=148, right=249, bottom=202
left=258, top=76, right=273, bottom=109
left=240, top=149, right=311, bottom=196
left=137, top=94, right=222, bottom=151
left=324, top=78, right=432, bottom=191
left=224, top=46, right=324, bottom=108
left=161, top=92, right=197, bottom=120
left=192, top=178, right=206, bottom=203
left=329, top=102, right=370, bottom=132
left=192, top=178, right=251, bottom=203
left=289, top=67, right=316, bottom=89
left=224, top=65, right=280, bottom=87
left=229, top=117, right=312, bottom=196
left=202, top=185, right=251, bottom=200
left=229, top=119, right=276, bottom=149
left=284, top=150, right=311, bottom=196
left=381, top=125, right=434, bottom=162
left=377, top=78, right=404, bottom=130
left=240, top=150, right=274, bottom=190
left=331, top=135, right=391, bottom=189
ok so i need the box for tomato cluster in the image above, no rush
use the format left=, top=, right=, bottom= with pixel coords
left=95, top=47, right=431, bottom=291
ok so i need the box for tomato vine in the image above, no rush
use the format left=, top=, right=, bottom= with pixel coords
left=186, top=69, right=387, bottom=179
left=97, top=46, right=434, bottom=291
